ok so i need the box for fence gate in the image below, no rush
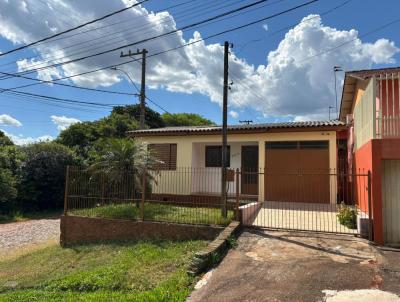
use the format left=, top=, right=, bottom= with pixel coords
left=240, top=170, right=372, bottom=238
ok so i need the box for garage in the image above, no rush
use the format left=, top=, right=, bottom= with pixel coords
left=382, top=160, right=400, bottom=246
left=265, top=140, right=330, bottom=203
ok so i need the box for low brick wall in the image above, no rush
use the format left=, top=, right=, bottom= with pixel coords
left=60, top=215, right=224, bottom=246
left=188, top=221, right=241, bottom=275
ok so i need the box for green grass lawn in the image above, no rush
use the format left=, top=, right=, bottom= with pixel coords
left=0, top=240, right=207, bottom=302
left=69, top=202, right=234, bottom=226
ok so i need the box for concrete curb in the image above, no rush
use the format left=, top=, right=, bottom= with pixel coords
left=188, top=221, right=241, bottom=275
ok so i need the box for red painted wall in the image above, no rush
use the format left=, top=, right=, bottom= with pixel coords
left=354, top=140, right=383, bottom=244
left=353, top=138, right=400, bottom=245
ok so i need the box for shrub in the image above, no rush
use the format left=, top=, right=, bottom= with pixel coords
left=0, top=168, right=18, bottom=214
left=337, top=203, right=357, bottom=229
left=17, top=142, right=78, bottom=211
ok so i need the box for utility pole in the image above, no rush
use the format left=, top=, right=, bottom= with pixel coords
left=221, top=41, right=231, bottom=218
left=120, top=49, right=148, bottom=129
left=333, top=66, right=342, bottom=119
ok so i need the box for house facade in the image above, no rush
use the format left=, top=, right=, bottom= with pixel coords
left=339, top=67, right=400, bottom=246
left=129, top=121, right=345, bottom=204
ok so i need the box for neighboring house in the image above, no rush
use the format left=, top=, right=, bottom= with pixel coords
left=339, top=66, right=400, bottom=246
left=128, top=121, right=346, bottom=204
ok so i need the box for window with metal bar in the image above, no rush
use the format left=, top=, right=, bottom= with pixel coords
left=148, top=143, right=177, bottom=170
left=205, top=145, right=231, bottom=167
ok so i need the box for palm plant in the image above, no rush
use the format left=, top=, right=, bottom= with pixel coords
left=89, top=138, right=160, bottom=205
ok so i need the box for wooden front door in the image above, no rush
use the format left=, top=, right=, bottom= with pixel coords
left=241, top=146, right=259, bottom=195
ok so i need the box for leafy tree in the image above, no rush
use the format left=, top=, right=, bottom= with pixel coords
left=0, top=130, right=13, bottom=147
left=18, top=142, right=78, bottom=211
left=56, top=104, right=165, bottom=161
left=0, top=168, right=18, bottom=214
left=0, top=144, right=23, bottom=214
left=113, top=105, right=165, bottom=129
left=162, top=113, right=214, bottom=126
left=0, top=145, right=24, bottom=174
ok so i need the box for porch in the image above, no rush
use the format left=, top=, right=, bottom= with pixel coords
left=350, top=72, right=400, bottom=147
left=251, top=201, right=360, bottom=234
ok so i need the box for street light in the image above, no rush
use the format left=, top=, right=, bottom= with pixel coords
left=110, top=66, right=140, bottom=95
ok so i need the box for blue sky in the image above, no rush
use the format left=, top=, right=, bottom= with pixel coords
left=0, top=0, right=399, bottom=144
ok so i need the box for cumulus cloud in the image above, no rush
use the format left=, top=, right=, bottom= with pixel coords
left=51, top=115, right=80, bottom=131
left=17, top=58, right=61, bottom=82
left=1, top=129, right=53, bottom=145
left=0, top=114, right=22, bottom=127
left=229, top=110, right=239, bottom=119
left=0, top=1, right=398, bottom=121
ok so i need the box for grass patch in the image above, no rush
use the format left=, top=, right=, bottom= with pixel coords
left=0, top=240, right=207, bottom=301
left=0, top=210, right=62, bottom=224
left=70, top=202, right=233, bottom=226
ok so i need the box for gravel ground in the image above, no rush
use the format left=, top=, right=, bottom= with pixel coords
left=0, top=219, right=60, bottom=254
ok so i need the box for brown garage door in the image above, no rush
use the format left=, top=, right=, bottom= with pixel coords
left=265, top=141, right=330, bottom=203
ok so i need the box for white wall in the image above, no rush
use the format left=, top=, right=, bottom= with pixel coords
left=191, top=142, right=257, bottom=195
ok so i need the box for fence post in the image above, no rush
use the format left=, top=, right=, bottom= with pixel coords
left=235, top=168, right=240, bottom=221
left=367, top=170, right=373, bottom=241
left=63, top=165, right=70, bottom=216
left=141, top=169, right=146, bottom=222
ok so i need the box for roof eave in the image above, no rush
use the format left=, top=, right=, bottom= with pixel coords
left=127, top=124, right=348, bottom=137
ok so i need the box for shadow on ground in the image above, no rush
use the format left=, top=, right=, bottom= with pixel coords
left=188, top=228, right=400, bottom=302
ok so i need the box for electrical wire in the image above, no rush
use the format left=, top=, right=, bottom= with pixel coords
left=0, top=0, right=150, bottom=58
left=3, top=0, right=321, bottom=93
left=1, top=0, right=273, bottom=78
left=0, top=0, right=227, bottom=71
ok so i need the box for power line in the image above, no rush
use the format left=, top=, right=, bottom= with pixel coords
left=0, top=0, right=235, bottom=73
left=2, top=0, right=273, bottom=78
left=0, top=71, right=138, bottom=96
left=0, top=88, right=122, bottom=108
left=145, top=96, right=170, bottom=114
left=3, top=0, right=320, bottom=93
left=0, top=0, right=150, bottom=58
left=235, top=0, right=353, bottom=56
left=30, top=0, right=199, bottom=49
left=1, top=0, right=321, bottom=116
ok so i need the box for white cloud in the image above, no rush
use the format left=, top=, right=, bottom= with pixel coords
left=17, top=58, right=62, bottom=82
left=51, top=115, right=80, bottom=131
left=229, top=110, right=239, bottom=119
left=1, top=129, right=53, bottom=145
left=0, top=114, right=22, bottom=127
left=262, top=24, right=268, bottom=32
left=0, top=1, right=398, bottom=121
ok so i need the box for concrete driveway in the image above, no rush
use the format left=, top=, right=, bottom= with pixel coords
left=188, top=229, right=400, bottom=302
